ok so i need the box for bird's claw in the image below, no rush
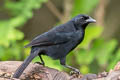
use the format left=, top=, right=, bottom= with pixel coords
left=70, top=69, right=80, bottom=75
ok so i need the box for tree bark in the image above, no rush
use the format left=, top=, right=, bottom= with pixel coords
left=0, top=61, right=120, bottom=80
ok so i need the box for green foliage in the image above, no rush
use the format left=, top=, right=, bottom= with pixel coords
left=79, top=26, right=103, bottom=48
left=0, top=0, right=47, bottom=60
left=74, top=26, right=103, bottom=65
left=94, top=39, right=117, bottom=66
left=72, top=0, right=98, bottom=16
left=107, top=49, right=120, bottom=70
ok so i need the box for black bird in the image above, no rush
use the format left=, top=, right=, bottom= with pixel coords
left=13, top=14, right=96, bottom=78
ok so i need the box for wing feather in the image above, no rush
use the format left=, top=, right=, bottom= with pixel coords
left=24, top=31, right=72, bottom=48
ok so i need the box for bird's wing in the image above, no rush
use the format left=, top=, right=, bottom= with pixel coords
left=24, top=32, right=73, bottom=48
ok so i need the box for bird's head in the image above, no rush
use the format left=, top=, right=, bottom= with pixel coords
left=71, top=14, right=96, bottom=29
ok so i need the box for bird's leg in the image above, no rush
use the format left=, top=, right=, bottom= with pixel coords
left=60, top=57, right=80, bottom=74
left=39, top=55, right=45, bottom=65
left=35, top=55, right=45, bottom=66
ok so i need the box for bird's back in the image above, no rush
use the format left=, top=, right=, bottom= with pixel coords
left=25, top=21, right=76, bottom=48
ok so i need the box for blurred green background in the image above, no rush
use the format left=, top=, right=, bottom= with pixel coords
left=0, top=0, right=120, bottom=74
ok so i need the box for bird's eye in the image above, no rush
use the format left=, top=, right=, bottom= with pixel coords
left=80, top=17, right=84, bottom=20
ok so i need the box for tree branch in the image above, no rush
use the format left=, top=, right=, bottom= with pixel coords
left=45, top=0, right=63, bottom=23
left=1, top=61, right=120, bottom=80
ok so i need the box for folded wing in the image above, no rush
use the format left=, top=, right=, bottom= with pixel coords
left=24, top=32, right=73, bottom=48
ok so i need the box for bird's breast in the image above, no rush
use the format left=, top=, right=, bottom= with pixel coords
left=74, top=30, right=85, bottom=42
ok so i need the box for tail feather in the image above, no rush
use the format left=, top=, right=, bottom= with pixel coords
left=13, top=51, right=38, bottom=78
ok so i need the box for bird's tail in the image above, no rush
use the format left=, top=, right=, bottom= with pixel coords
left=12, top=50, right=39, bottom=78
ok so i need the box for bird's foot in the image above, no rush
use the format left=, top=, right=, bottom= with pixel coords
left=70, top=69, right=80, bottom=75
left=34, top=62, right=45, bottom=66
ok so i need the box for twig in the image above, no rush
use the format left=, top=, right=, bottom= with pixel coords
left=45, top=0, right=63, bottom=23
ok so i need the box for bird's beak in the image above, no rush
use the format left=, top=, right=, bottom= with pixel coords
left=86, top=17, right=96, bottom=23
